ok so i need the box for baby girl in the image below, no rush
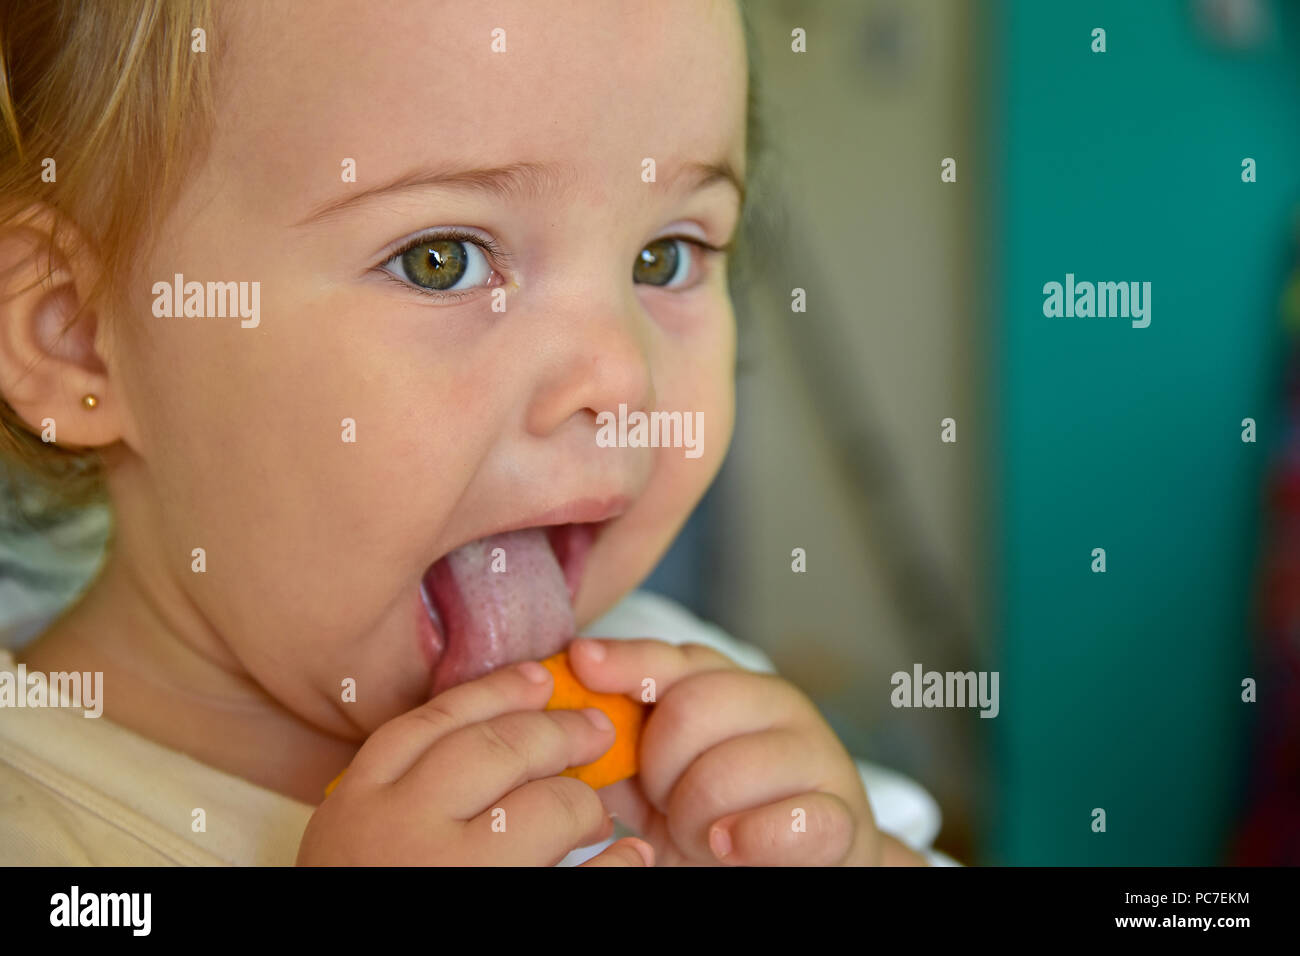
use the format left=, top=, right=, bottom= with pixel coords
left=0, top=0, right=946, bottom=866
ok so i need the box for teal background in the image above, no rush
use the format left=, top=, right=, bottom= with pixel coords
left=988, top=0, right=1300, bottom=863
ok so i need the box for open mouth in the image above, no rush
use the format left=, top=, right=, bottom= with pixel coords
left=417, top=520, right=608, bottom=698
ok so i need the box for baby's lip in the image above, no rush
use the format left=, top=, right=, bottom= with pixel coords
left=477, top=496, right=631, bottom=541
left=416, top=492, right=629, bottom=604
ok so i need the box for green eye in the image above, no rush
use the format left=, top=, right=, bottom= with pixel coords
left=400, top=239, right=469, bottom=290
left=381, top=233, right=495, bottom=294
left=634, top=238, right=690, bottom=287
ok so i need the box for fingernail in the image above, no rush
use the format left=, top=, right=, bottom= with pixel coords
left=572, top=637, right=606, bottom=662
left=709, top=825, right=732, bottom=860
left=581, top=706, right=613, bottom=731
left=517, top=661, right=549, bottom=684
left=631, top=839, right=655, bottom=867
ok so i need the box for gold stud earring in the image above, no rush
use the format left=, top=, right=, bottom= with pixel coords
left=81, top=394, right=99, bottom=410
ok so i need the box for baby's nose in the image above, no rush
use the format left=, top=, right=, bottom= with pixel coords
left=524, top=303, right=655, bottom=438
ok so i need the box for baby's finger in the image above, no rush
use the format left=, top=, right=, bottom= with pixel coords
left=465, top=776, right=612, bottom=866
left=566, top=637, right=737, bottom=701
left=640, top=672, right=813, bottom=812
left=662, top=727, right=827, bottom=858
left=346, top=661, right=554, bottom=787
left=708, top=791, right=856, bottom=867
left=579, top=837, right=655, bottom=867
left=397, top=707, right=615, bottom=819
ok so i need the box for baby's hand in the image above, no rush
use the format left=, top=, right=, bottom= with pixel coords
left=297, top=661, right=653, bottom=866
left=568, top=637, right=884, bottom=866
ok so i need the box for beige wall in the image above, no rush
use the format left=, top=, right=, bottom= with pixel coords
left=716, top=0, right=982, bottom=848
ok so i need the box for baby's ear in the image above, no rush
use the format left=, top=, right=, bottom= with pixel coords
left=0, top=206, right=123, bottom=448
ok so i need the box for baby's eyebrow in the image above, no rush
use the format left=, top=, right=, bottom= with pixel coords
left=294, top=158, right=745, bottom=227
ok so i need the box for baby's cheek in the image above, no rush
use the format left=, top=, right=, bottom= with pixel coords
left=681, top=361, right=735, bottom=481
left=689, top=313, right=737, bottom=456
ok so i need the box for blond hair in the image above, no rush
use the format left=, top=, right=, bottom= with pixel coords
left=0, top=0, right=214, bottom=517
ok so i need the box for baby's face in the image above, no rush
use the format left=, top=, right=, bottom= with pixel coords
left=105, top=0, right=746, bottom=736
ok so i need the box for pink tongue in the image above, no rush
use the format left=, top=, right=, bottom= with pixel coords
left=424, top=528, right=575, bottom=693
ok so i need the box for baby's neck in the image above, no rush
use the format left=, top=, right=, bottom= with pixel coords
left=16, top=553, right=356, bottom=805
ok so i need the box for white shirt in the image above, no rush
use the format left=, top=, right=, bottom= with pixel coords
left=0, top=591, right=955, bottom=865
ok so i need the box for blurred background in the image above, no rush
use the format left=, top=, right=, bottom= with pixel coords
left=3, top=0, right=1299, bottom=865
left=645, top=0, right=1300, bottom=864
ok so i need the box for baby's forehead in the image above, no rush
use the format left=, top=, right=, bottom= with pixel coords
left=214, top=0, right=748, bottom=211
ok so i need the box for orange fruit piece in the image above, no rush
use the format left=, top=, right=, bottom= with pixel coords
left=539, top=649, right=646, bottom=790
left=322, top=650, right=645, bottom=798
left=324, top=770, right=346, bottom=798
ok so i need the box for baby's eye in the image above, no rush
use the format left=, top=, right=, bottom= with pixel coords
left=634, top=237, right=710, bottom=289
left=380, top=234, right=494, bottom=294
